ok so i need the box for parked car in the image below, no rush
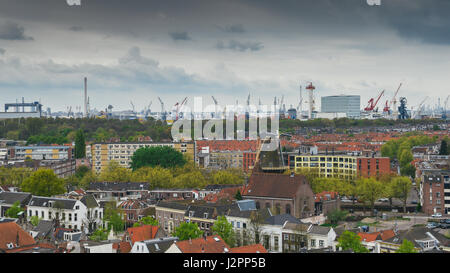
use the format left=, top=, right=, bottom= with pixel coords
left=377, top=198, right=389, bottom=202
left=438, top=223, right=450, bottom=229
left=427, top=222, right=438, bottom=229
left=432, top=213, right=442, bottom=218
left=411, top=200, right=418, bottom=204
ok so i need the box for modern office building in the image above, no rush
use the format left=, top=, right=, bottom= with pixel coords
left=321, top=95, right=361, bottom=118
left=91, top=142, right=195, bottom=173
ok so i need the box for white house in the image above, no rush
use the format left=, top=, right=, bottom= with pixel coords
left=27, top=195, right=103, bottom=234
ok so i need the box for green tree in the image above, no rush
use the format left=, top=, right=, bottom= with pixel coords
left=130, top=146, right=186, bottom=170
left=395, top=239, right=417, bottom=253
left=357, top=178, right=385, bottom=214
left=89, top=228, right=109, bottom=241
left=74, top=129, right=86, bottom=159
left=173, top=222, right=203, bottom=241
left=21, top=169, right=66, bottom=197
left=391, top=176, right=412, bottom=213
left=337, top=231, right=369, bottom=253
left=211, top=216, right=235, bottom=247
left=5, top=201, right=24, bottom=218
left=173, top=171, right=207, bottom=189
left=104, top=201, right=125, bottom=233
left=133, top=216, right=159, bottom=227
left=131, top=166, right=174, bottom=189
left=212, top=170, right=245, bottom=185
left=30, top=215, right=41, bottom=226
left=99, top=161, right=132, bottom=182
left=327, top=209, right=348, bottom=226
left=440, top=139, right=448, bottom=155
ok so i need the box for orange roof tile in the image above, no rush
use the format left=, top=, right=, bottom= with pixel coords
left=0, top=222, right=36, bottom=250
left=125, top=225, right=159, bottom=245
left=230, top=244, right=268, bottom=253
left=175, top=235, right=230, bottom=253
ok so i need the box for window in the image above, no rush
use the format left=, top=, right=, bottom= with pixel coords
left=243, top=223, right=246, bottom=229
left=286, top=204, right=291, bottom=215
left=41, top=211, right=44, bottom=218
left=284, top=234, right=289, bottom=240
left=274, top=236, right=279, bottom=251
left=231, top=221, right=235, bottom=227
left=310, top=239, right=316, bottom=247
left=74, top=213, right=78, bottom=221
left=319, top=240, right=324, bottom=247
left=75, top=206, right=79, bottom=210
left=69, top=213, right=72, bottom=221
left=237, top=222, right=241, bottom=228
left=48, top=211, right=52, bottom=220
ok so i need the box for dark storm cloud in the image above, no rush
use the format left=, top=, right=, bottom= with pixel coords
left=216, top=40, right=263, bottom=52
left=69, top=26, right=83, bottom=32
left=220, top=24, right=246, bottom=33
left=0, top=21, right=33, bottom=40
left=169, top=31, right=192, bottom=41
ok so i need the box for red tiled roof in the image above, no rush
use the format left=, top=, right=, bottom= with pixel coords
left=242, top=173, right=309, bottom=199
left=0, top=222, right=36, bottom=250
left=113, top=241, right=132, bottom=253
left=379, top=230, right=396, bottom=241
left=125, top=225, right=159, bottom=245
left=358, top=232, right=379, bottom=242
left=175, top=235, right=230, bottom=253
left=230, top=244, right=268, bottom=253
left=4, top=242, right=56, bottom=253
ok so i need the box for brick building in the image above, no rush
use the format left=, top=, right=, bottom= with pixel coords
left=420, top=170, right=448, bottom=215
left=155, top=201, right=189, bottom=235
left=357, top=157, right=391, bottom=178
left=117, top=200, right=149, bottom=228
left=242, top=172, right=315, bottom=219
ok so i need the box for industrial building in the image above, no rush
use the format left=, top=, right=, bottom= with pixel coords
left=321, top=95, right=361, bottom=119
left=91, top=142, right=195, bottom=173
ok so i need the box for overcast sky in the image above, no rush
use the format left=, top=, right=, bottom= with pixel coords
left=0, top=0, right=449, bottom=112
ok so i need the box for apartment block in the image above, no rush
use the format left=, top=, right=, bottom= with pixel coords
left=91, top=142, right=195, bottom=173
left=11, top=145, right=73, bottom=160
left=420, top=171, right=447, bottom=215
left=290, top=154, right=357, bottom=181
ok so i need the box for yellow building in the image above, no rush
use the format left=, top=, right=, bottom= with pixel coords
left=91, top=142, right=195, bottom=173
left=293, top=154, right=357, bottom=180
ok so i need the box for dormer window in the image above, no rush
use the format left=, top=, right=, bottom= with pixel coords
left=189, top=211, right=194, bottom=217
left=203, top=213, right=208, bottom=219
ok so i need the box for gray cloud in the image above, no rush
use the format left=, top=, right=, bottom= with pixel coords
left=0, top=21, right=33, bottom=40
left=69, top=26, right=83, bottom=32
left=169, top=31, right=191, bottom=41
left=0, top=48, right=5, bottom=55
left=216, top=40, right=264, bottom=52
left=220, top=24, right=245, bottom=33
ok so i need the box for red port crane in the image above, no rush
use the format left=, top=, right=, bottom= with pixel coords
left=364, top=90, right=385, bottom=111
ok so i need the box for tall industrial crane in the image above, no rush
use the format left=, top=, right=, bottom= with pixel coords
left=297, top=85, right=303, bottom=113
left=389, top=83, right=402, bottom=114
left=412, top=96, right=429, bottom=119
left=211, top=96, right=218, bottom=118
left=174, top=97, right=188, bottom=121
left=158, top=97, right=166, bottom=121
left=364, top=90, right=385, bottom=112
left=130, top=101, right=135, bottom=114
left=443, top=95, right=450, bottom=119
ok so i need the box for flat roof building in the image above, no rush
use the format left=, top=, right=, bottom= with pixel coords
left=321, top=95, right=360, bottom=118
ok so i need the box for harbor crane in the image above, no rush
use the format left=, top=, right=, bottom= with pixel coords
left=364, top=90, right=385, bottom=112
left=174, top=97, right=188, bottom=121
left=387, top=83, right=402, bottom=114
left=443, top=95, right=449, bottom=119
left=158, top=97, right=166, bottom=121
left=412, top=96, right=429, bottom=119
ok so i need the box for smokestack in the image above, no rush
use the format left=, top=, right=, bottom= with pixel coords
left=84, top=77, right=88, bottom=118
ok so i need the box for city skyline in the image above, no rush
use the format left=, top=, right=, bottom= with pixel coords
left=1, top=0, right=450, bottom=112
